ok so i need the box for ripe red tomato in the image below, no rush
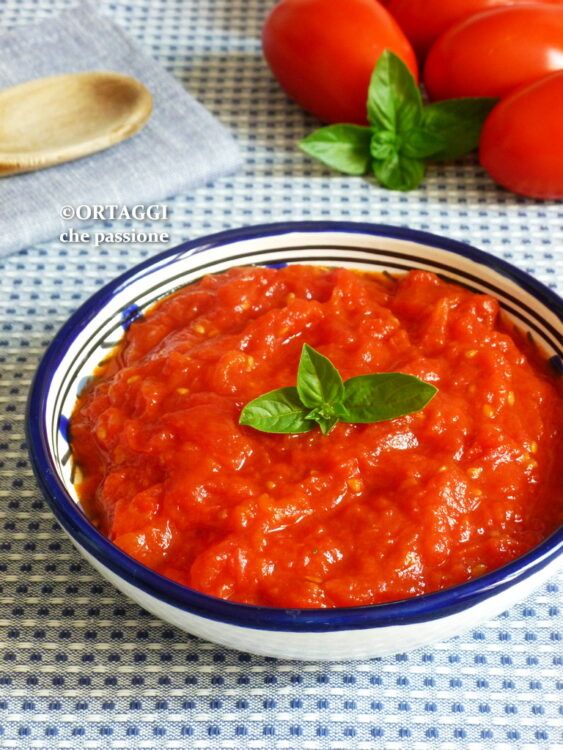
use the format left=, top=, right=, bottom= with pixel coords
left=388, top=0, right=563, bottom=59
left=424, top=5, right=563, bottom=100
left=262, top=0, right=418, bottom=124
left=480, top=71, right=563, bottom=199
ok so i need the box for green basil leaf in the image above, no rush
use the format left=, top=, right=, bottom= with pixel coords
left=403, top=98, right=497, bottom=161
left=306, top=404, right=339, bottom=433
left=297, top=344, right=344, bottom=409
left=299, top=124, right=373, bottom=176
left=399, top=129, right=448, bottom=160
left=373, top=153, right=426, bottom=192
left=367, top=50, right=422, bottom=135
left=370, top=129, right=397, bottom=161
left=338, top=373, right=437, bottom=423
left=316, top=415, right=339, bottom=436
left=239, top=386, right=314, bottom=434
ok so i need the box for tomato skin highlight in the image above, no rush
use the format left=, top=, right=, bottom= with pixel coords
left=480, top=71, right=563, bottom=199
left=388, top=0, right=563, bottom=59
left=424, top=5, right=563, bottom=100
left=262, top=0, right=418, bottom=124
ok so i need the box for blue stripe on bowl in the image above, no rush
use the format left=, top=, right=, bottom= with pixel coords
left=120, top=302, right=143, bottom=331
left=26, top=221, right=563, bottom=633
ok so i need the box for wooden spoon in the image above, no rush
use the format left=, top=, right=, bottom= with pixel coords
left=0, top=71, right=153, bottom=177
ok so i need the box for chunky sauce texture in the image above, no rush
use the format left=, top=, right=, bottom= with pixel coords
left=71, top=266, right=562, bottom=607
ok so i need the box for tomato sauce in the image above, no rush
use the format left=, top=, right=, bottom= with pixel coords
left=70, top=266, right=563, bottom=608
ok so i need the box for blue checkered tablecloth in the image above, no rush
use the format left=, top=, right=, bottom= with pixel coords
left=0, top=2, right=561, bottom=748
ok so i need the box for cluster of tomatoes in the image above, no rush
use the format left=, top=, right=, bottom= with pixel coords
left=263, top=0, right=563, bottom=199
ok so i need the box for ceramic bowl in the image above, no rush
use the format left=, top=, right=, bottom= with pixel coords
left=27, top=222, right=563, bottom=660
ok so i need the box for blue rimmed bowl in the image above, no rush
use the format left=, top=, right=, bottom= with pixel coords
left=27, top=222, right=563, bottom=660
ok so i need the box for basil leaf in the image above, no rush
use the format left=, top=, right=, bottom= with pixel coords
left=239, top=386, right=314, bottom=434
left=372, top=153, right=426, bottom=192
left=338, top=373, right=437, bottom=423
left=297, top=344, right=344, bottom=409
left=299, top=125, right=373, bottom=176
left=240, top=345, right=438, bottom=436
left=399, top=129, right=447, bottom=160
left=403, top=98, right=497, bottom=161
left=370, top=129, right=397, bottom=161
left=316, top=415, right=339, bottom=436
left=367, top=50, right=422, bottom=135
left=306, top=405, right=339, bottom=435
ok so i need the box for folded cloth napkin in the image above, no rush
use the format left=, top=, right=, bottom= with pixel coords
left=0, top=4, right=241, bottom=257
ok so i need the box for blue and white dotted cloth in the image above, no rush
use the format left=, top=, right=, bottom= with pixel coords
left=0, top=2, right=561, bottom=748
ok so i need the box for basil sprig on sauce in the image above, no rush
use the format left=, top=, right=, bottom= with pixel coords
left=299, top=50, right=497, bottom=192
left=239, top=344, right=437, bottom=435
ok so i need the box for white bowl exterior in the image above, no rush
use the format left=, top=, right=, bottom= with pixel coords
left=74, top=536, right=562, bottom=661
left=38, top=227, right=563, bottom=660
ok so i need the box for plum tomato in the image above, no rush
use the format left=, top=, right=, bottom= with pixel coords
left=388, top=0, right=563, bottom=59
left=262, top=0, right=418, bottom=124
left=479, top=71, right=563, bottom=199
left=424, top=5, right=563, bottom=100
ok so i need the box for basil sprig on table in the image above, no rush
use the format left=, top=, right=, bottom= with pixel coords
left=299, top=50, right=497, bottom=191
left=239, top=344, right=437, bottom=435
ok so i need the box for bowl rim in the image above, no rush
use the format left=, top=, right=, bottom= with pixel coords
left=26, top=221, right=563, bottom=632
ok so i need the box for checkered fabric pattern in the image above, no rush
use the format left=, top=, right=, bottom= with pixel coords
left=0, top=1, right=561, bottom=748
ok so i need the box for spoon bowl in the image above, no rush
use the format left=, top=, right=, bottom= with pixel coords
left=0, top=71, right=152, bottom=176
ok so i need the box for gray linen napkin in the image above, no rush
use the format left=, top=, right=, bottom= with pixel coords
left=0, top=4, right=241, bottom=257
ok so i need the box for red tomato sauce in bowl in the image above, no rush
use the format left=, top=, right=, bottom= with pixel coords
left=70, top=266, right=562, bottom=608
